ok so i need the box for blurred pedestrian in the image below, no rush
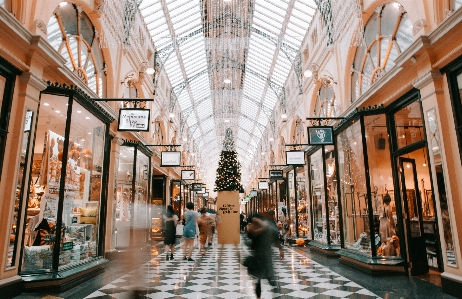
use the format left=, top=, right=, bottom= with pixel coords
left=197, top=207, right=214, bottom=256
left=163, top=205, right=178, bottom=260
left=182, top=202, right=200, bottom=261
left=245, top=213, right=284, bottom=299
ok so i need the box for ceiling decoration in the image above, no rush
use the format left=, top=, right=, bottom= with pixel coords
left=139, top=0, right=317, bottom=184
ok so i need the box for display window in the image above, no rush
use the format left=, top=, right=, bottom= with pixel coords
left=427, top=109, right=457, bottom=267
left=287, top=169, right=296, bottom=238
left=337, top=120, right=369, bottom=253
left=309, top=145, right=338, bottom=246
left=296, top=167, right=308, bottom=237
left=114, top=146, right=150, bottom=248
left=19, top=89, right=110, bottom=273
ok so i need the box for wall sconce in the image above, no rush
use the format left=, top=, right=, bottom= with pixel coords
left=304, top=63, right=319, bottom=79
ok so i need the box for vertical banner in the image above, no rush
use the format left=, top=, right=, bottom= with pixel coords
left=217, top=191, right=240, bottom=244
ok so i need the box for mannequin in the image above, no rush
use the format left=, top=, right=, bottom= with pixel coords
left=379, top=191, right=395, bottom=245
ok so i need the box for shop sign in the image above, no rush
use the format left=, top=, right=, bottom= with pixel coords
left=258, top=181, right=269, bottom=190
left=269, top=170, right=283, bottom=180
left=202, top=192, right=209, bottom=198
left=192, top=183, right=202, bottom=191
left=24, top=110, right=33, bottom=132
left=62, top=242, right=74, bottom=251
left=197, top=187, right=206, bottom=194
left=308, top=126, right=334, bottom=145
left=249, top=190, right=258, bottom=197
left=161, top=151, right=181, bottom=166
left=286, top=151, right=306, bottom=165
left=181, top=170, right=195, bottom=180
left=118, top=108, right=150, bottom=132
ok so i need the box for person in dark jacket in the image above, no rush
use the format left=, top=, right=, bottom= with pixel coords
left=163, top=205, right=178, bottom=260
left=246, top=213, right=284, bottom=299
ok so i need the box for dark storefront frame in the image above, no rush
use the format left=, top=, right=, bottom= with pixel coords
left=18, top=84, right=114, bottom=278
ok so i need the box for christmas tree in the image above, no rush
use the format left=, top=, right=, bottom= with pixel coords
left=214, top=128, right=244, bottom=192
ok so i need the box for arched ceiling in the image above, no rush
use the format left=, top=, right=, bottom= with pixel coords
left=139, top=0, right=317, bottom=184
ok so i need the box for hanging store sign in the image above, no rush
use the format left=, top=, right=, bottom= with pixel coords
left=202, top=192, right=209, bottom=198
left=308, top=126, right=334, bottom=145
left=161, top=151, right=181, bottom=166
left=24, top=110, right=33, bottom=132
left=118, top=108, right=150, bottom=132
left=286, top=151, right=306, bottom=165
left=249, top=190, right=258, bottom=197
left=181, top=170, right=195, bottom=180
left=191, top=183, right=202, bottom=191
left=269, top=170, right=283, bottom=180
left=197, top=187, right=206, bottom=194
left=258, top=181, right=269, bottom=190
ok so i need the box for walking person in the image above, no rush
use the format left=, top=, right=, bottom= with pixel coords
left=182, top=202, right=200, bottom=261
left=163, top=205, right=178, bottom=260
left=245, top=212, right=284, bottom=299
left=197, top=207, right=214, bottom=256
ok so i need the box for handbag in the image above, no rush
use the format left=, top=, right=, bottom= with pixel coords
left=243, top=255, right=264, bottom=278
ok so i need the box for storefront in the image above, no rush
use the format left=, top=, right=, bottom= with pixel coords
left=335, top=91, right=442, bottom=275
left=308, top=144, right=340, bottom=255
left=113, top=142, right=151, bottom=249
left=17, top=85, right=113, bottom=290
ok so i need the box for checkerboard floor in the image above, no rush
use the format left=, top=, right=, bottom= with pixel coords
left=84, top=237, right=381, bottom=299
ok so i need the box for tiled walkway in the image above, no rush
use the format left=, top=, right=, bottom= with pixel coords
left=85, top=240, right=379, bottom=299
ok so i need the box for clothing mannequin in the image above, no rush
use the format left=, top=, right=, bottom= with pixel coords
left=379, top=192, right=395, bottom=245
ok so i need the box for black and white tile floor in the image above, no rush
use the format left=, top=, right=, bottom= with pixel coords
left=84, top=238, right=380, bottom=299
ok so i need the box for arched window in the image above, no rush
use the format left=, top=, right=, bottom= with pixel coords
left=314, top=78, right=339, bottom=117
left=47, top=3, right=105, bottom=97
left=351, top=3, right=413, bottom=102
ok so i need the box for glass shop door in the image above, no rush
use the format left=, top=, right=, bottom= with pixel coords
left=398, top=157, right=428, bottom=275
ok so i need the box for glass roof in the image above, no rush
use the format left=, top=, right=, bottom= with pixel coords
left=140, top=0, right=317, bottom=182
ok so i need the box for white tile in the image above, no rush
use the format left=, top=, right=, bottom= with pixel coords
left=313, top=282, right=342, bottom=289
left=305, top=277, right=331, bottom=282
left=214, top=291, right=248, bottom=298
left=84, top=290, right=107, bottom=298
left=355, top=288, right=380, bottom=296
left=321, top=289, right=354, bottom=297
left=184, top=284, right=214, bottom=292
left=145, top=291, right=176, bottom=298
left=284, top=290, right=318, bottom=298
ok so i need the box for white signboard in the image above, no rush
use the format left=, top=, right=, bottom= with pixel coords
left=24, top=110, right=33, bottom=132
left=181, top=170, right=195, bottom=180
left=161, top=151, right=181, bottom=166
left=118, top=108, right=150, bottom=132
left=286, top=151, right=306, bottom=165
left=258, top=181, right=269, bottom=190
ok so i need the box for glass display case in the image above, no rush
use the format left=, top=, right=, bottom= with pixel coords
left=19, top=88, right=112, bottom=273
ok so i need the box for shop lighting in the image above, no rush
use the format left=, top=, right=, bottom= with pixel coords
left=269, top=137, right=274, bottom=141
left=88, top=132, right=92, bottom=135
left=146, top=67, right=155, bottom=75
left=224, top=78, right=231, bottom=84
left=86, top=117, right=90, bottom=119
left=59, top=2, right=68, bottom=6
left=43, top=103, right=49, bottom=106
left=77, top=110, right=81, bottom=113
left=281, top=113, right=287, bottom=119
left=55, top=110, right=60, bottom=113
left=169, top=112, right=175, bottom=118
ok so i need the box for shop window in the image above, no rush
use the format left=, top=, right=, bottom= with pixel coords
left=337, top=121, right=370, bottom=253
left=8, top=111, right=34, bottom=267
left=114, top=146, right=150, bottom=248
left=20, top=91, right=108, bottom=273
left=364, top=114, right=399, bottom=256
left=47, top=3, right=105, bottom=97
left=427, top=109, right=457, bottom=267
left=314, top=78, right=339, bottom=117
left=310, top=149, right=326, bottom=243
left=393, top=100, right=425, bottom=150
left=296, top=167, right=308, bottom=237
left=351, top=3, right=413, bottom=102
left=287, top=170, right=296, bottom=238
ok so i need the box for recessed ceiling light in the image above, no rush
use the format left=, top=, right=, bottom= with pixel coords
left=281, top=113, right=287, bottom=119
left=303, top=69, right=313, bottom=77
left=146, top=67, right=155, bottom=75
left=86, top=117, right=90, bottom=119
left=43, top=103, right=49, bottom=106
left=59, top=2, right=67, bottom=6
left=77, top=110, right=82, bottom=113
left=55, top=110, right=60, bottom=113
left=88, top=132, right=92, bottom=135
left=224, top=78, right=231, bottom=84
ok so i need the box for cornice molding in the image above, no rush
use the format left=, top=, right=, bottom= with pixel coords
left=0, top=43, right=29, bottom=72
left=394, top=35, right=431, bottom=67
left=428, top=6, right=462, bottom=44
left=19, top=72, right=47, bottom=91
left=412, top=70, right=443, bottom=90
left=0, top=7, right=32, bottom=44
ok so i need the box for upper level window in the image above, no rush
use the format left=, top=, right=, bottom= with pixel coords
left=0, top=0, right=5, bottom=8
left=351, top=3, right=413, bottom=102
left=456, top=0, right=462, bottom=10
left=47, top=2, right=105, bottom=97
left=313, top=78, right=339, bottom=117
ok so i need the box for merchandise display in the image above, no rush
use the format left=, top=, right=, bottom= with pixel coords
left=19, top=94, right=107, bottom=272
